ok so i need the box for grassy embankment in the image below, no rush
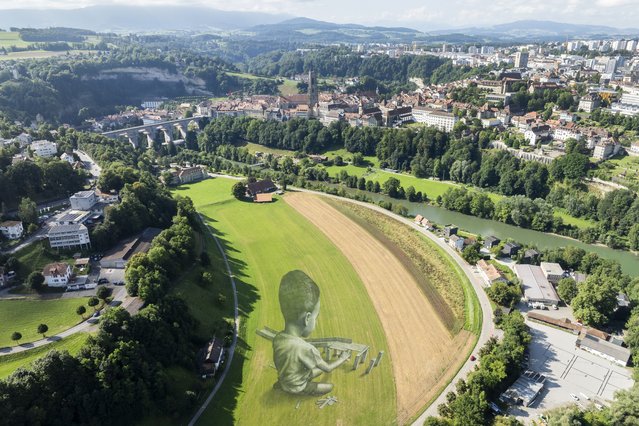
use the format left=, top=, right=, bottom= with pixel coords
left=172, top=177, right=396, bottom=426
left=0, top=333, right=90, bottom=379
left=328, top=199, right=481, bottom=335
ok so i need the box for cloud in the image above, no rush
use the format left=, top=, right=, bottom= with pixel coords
left=596, top=0, right=639, bottom=6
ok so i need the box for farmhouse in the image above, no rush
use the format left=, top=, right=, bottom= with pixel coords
left=514, top=264, right=560, bottom=305
left=540, top=262, right=565, bottom=284
left=42, top=262, right=72, bottom=287
left=477, top=260, right=508, bottom=285
left=202, top=337, right=225, bottom=375
left=576, top=334, right=631, bottom=367
left=0, top=220, right=23, bottom=240
left=247, top=179, right=276, bottom=198
left=101, top=227, right=162, bottom=269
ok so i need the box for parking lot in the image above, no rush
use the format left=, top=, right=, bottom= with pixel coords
left=510, top=320, right=634, bottom=422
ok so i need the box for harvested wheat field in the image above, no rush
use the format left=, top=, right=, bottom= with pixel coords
left=286, top=192, right=474, bottom=423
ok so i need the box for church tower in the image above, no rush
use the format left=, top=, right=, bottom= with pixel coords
left=308, top=70, right=319, bottom=117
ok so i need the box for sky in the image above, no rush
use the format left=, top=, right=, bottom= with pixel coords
left=0, top=0, right=639, bottom=30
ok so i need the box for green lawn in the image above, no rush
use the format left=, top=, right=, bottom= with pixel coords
left=15, top=241, right=77, bottom=281
left=321, top=147, right=381, bottom=168
left=324, top=164, right=462, bottom=200
left=226, top=71, right=298, bottom=96
left=240, top=142, right=296, bottom=157
left=554, top=209, right=597, bottom=229
left=0, top=298, right=96, bottom=348
left=0, top=332, right=90, bottom=379
left=173, top=178, right=396, bottom=426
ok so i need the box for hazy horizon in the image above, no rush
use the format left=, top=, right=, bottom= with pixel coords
left=0, top=0, right=638, bottom=31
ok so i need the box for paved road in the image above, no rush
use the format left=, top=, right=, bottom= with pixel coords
left=188, top=216, right=239, bottom=426
left=0, top=287, right=141, bottom=356
left=74, top=149, right=102, bottom=178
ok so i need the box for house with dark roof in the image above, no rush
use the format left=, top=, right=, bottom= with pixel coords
left=101, top=227, right=162, bottom=269
left=483, top=236, right=501, bottom=249
left=444, top=225, right=458, bottom=238
left=202, top=337, right=225, bottom=375
left=247, top=179, right=276, bottom=198
left=501, top=242, right=521, bottom=258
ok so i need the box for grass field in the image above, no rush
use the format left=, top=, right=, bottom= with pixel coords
left=324, top=164, right=462, bottom=200
left=239, top=142, right=297, bottom=157
left=173, top=178, right=396, bottom=425
left=226, top=71, right=299, bottom=96
left=0, top=333, right=90, bottom=379
left=288, top=194, right=475, bottom=421
left=0, top=32, right=31, bottom=49
left=0, top=298, right=95, bottom=348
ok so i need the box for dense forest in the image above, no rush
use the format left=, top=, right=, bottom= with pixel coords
left=245, top=46, right=494, bottom=86
left=0, top=47, right=278, bottom=123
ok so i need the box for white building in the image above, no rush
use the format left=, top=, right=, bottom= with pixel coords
left=70, top=191, right=98, bottom=211
left=42, top=262, right=72, bottom=287
left=55, top=210, right=91, bottom=225
left=0, top=220, right=23, bottom=240
left=593, top=141, right=621, bottom=160
left=48, top=224, right=91, bottom=249
left=553, top=127, right=581, bottom=142
left=60, top=152, right=75, bottom=164
left=412, top=107, right=459, bottom=132
left=514, top=264, right=560, bottom=305
left=31, top=140, right=58, bottom=158
left=540, top=261, right=565, bottom=284
left=630, top=142, right=639, bottom=156
left=577, top=334, right=631, bottom=367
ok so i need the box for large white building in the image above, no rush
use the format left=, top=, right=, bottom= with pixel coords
left=70, top=191, right=98, bottom=211
left=48, top=224, right=91, bottom=249
left=412, top=107, right=459, bottom=132
left=42, top=262, right=72, bottom=287
left=0, top=220, right=23, bottom=240
left=514, top=264, right=560, bottom=305
left=610, top=86, right=639, bottom=116
left=31, top=140, right=58, bottom=158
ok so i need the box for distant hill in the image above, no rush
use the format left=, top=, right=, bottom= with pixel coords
left=0, top=5, right=291, bottom=32
left=242, top=17, right=425, bottom=43
left=433, top=20, right=639, bottom=40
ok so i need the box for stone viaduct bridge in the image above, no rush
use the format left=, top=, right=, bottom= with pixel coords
left=101, top=116, right=207, bottom=148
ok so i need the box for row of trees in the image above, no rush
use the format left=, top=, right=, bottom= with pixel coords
left=432, top=312, right=531, bottom=425
left=124, top=197, right=198, bottom=303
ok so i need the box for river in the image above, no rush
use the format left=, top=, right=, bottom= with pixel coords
left=336, top=188, right=639, bottom=276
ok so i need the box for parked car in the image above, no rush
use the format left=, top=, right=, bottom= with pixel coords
left=92, top=311, right=101, bottom=318
left=470, top=355, right=476, bottom=361
left=113, top=280, right=125, bottom=286
left=85, top=283, right=97, bottom=290
left=98, top=278, right=109, bottom=284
